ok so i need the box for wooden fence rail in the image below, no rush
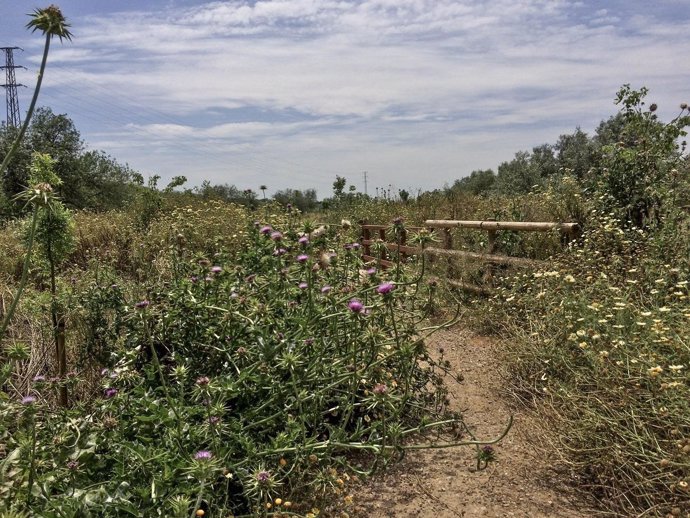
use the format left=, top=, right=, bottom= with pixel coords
left=359, top=219, right=579, bottom=294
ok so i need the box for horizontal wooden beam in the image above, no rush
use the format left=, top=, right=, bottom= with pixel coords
left=360, top=224, right=425, bottom=231
left=361, top=239, right=420, bottom=255
left=424, top=247, right=541, bottom=267
left=424, top=220, right=579, bottom=233
left=362, top=255, right=396, bottom=268
left=427, top=276, right=494, bottom=295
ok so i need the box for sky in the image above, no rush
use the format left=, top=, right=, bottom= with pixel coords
left=0, top=0, right=688, bottom=197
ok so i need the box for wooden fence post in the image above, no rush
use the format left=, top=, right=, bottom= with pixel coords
left=379, top=227, right=387, bottom=263
left=443, top=227, right=454, bottom=277
left=483, top=219, right=497, bottom=283
left=360, top=219, right=370, bottom=258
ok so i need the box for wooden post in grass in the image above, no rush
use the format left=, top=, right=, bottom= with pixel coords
left=379, top=227, right=387, bottom=263
left=443, top=227, right=454, bottom=277
left=483, top=218, right=497, bottom=283
left=360, top=220, right=371, bottom=258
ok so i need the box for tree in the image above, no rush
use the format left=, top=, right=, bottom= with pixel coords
left=259, top=184, right=267, bottom=200
left=273, top=188, right=319, bottom=212
left=451, top=169, right=496, bottom=195
left=332, top=176, right=346, bottom=198
left=1, top=108, right=139, bottom=213
left=530, top=144, right=559, bottom=178
left=595, top=85, right=690, bottom=225
left=494, top=151, right=541, bottom=194
left=555, top=128, right=596, bottom=179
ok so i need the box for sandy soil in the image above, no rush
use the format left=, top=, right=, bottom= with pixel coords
left=348, top=326, right=595, bottom=518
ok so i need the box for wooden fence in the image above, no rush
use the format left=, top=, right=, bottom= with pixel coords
left=359, top=219, right=579, bottom=294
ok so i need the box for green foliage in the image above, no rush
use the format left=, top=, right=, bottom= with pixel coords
left=332, top=175, right=347, bottom=198
left=0, top=109, right=139, bottom=214
left=593, top=85, right=690, bottom=225
left=492, top=211, right=690, bottom=515
left=26, top=5, right=73, bottom=41
left=555, top=128, right=596, bottom=180
left=0, top=216, right=462, bottom=517
left=272, top=188, right=319, bottom=212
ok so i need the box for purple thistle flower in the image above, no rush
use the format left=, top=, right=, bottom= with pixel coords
left=273, top=248, right=287, bottom=256
left=190, top=275, right=199, bottom=283
left=21, top=395, right=36, bottom=405
left=270, top=231, right=283, bottom=241
left=373, top=383, right=388, bottom=395
left=260, top=225, right=272, bottom=235
left=296, top=254, right=309, bottom=263
left=211, top=266, right=222, bottom=274
left=196, top=376, right=210, bottom=386
left=377, top=282, right=394, bottom=295
left=194, top=450, right=213, bottom=461
left=209, top=416, right=221, bottom=425
left=351, top=243, right=361, bottom=250
left=298, top=282, right=308, bottom=290
left=256, top=470, right=271, bottom=483
left=298, top=236, right=309, bottom=245
left=304, top=338, right=314, bottom=346
left=134, top=300, right=150, bottom=310
left=104, top=388, right=118, bottom=398
left=366, top=267, right=376, bottom=275
left=321, top=286, right=332, bottom=294
left=33, top=375, right=46, bottom=383
left=66, top=460, right=79, bottom=471
left=348, top=299, right=364, bottom=313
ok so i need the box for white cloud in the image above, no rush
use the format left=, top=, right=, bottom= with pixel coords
left=20, top=0, right=690, bottom=196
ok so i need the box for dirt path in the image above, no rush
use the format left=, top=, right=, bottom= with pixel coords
left=350, top=326, right=594, bottom=518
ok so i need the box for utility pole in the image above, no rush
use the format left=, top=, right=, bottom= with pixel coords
left=363, top=170, right=368, bottom=196
left=1, top=47, right=25, bottom=128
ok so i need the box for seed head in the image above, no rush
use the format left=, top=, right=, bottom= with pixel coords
left=372, top=383, right=388, bottom=395
left=27, top=5, right=73, bottom=42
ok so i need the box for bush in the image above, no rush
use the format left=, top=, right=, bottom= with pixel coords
left=0, top=217, right=466, bottom=517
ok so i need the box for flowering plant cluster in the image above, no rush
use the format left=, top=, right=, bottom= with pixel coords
left=0, top=214, right=460, bottom=517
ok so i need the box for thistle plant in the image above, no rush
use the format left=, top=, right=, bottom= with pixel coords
left=0, top=153, right=64, bottom=344
left=0, top=6, right=72, bottom=181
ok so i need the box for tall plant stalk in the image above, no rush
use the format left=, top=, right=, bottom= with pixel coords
left=0, top=204, right=39, bottom=341
left=0, top=7, right=72, bottom=180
